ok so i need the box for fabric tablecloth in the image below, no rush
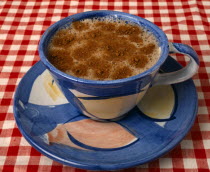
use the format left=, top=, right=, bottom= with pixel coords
left=0, top=0, right=210, bottom=171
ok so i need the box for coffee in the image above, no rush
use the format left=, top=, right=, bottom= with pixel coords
left=47, top=18, right=160, bottom=80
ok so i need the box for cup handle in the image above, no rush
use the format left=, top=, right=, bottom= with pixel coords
left=152, top=42, right=199, bottom=85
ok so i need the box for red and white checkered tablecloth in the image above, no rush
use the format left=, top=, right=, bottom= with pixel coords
left=0, top=0, right=210, bottom=171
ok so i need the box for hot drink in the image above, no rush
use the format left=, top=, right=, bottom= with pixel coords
left=47, top=18, right=160, bottom=80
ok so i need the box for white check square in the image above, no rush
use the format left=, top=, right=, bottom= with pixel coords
left=114, top=1, right=123, bottom=7
left=2, top=120, right=15, bottom=129
left=0, top=137, right=11, bottom=147
left=159, top=158, right=173, bottom=168
left=0, top=156, right=6, bottom=165
left=198, top=107, right=208, bottom=114
left=203, top=140, right=210, bottom=149
left=15, top=156, right=30, bottom=165
left=39, top=156, right=53, bottom=165
left=199, top=123, right=210, bottom=131
left=181, top=140, right=194, bottom=149
left=183, top=158, right=197, bottom=169
left=20, top=137, right=30, bottom=146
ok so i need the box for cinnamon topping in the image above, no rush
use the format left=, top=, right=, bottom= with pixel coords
left=47, top=19, right=159, bottom=80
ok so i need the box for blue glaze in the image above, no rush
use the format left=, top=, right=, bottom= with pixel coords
left=171, top=43, right=199, bottom=65
left=13, top=56, right=198, bottom=170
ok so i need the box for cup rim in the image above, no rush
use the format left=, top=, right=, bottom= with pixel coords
left=39, top=10, right=169, bottom=85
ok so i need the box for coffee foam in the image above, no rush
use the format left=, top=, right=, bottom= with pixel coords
left=48, top=18, right=161, bottom=80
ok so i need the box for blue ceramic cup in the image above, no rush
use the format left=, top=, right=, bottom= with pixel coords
left=39, top=10, right=199, bottom=121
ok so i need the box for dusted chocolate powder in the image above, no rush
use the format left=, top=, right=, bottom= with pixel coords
left=48, top=19, right=160, bottom=80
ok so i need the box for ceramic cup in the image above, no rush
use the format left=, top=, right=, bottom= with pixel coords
left=39, top=10, right=199, bottom=121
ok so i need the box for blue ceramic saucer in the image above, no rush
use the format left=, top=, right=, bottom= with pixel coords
left=13, top=56, right=198, bottom=171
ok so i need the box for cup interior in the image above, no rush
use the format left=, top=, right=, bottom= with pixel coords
left=39, top=10, right=169, bottom=85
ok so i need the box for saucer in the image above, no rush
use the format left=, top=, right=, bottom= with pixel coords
left=13, top=56, right=198, bottom=171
